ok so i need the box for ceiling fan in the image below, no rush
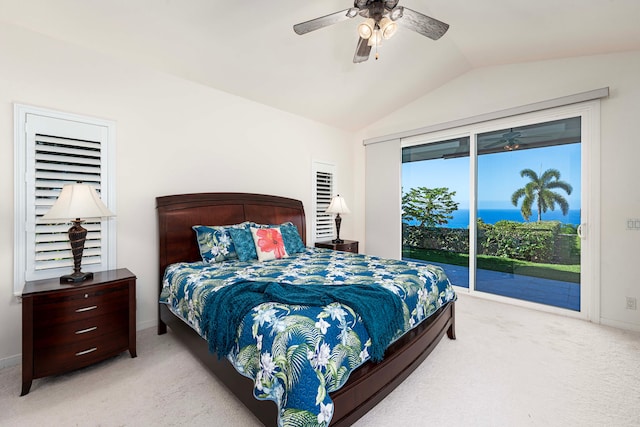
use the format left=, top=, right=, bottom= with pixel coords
left=498, top=129, right=522, bottom=151
left=482, top=122, right=569, bottom=151
left=293, top=0, right=449, bottom=63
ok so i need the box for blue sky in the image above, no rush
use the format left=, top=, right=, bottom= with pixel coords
left=402, top=143, right=581, bottom=211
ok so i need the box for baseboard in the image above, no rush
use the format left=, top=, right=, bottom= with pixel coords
left=137, top=319, right=156, bottom=331
left=0, top=354, right=21, bottom=369
left=600, top=317, right=640, bottom=332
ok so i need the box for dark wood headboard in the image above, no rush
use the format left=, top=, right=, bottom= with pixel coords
left=156, top=192, right=306, bottom=285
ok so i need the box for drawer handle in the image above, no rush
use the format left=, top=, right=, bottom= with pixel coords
left=75, top=326, right=98, bottom=335
left=75, top=305, right=98, bottom=313
left=75, top=347, right=97, bottom=356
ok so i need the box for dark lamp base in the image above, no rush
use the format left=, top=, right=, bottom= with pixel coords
left=332, top=238, right=344, bottom=244
left=60, top=271, right=94, bottom=284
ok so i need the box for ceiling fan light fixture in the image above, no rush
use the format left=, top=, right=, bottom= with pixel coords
left=358, top=18, right=375, bottom=39
left=293, top=2, right=448, bottom=63
left=379, top=17, right=398, bottom=39
left=367, top=29, right=383, bottom=47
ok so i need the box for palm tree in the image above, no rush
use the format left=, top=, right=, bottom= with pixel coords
left=511, top=168, right=573, bottom=222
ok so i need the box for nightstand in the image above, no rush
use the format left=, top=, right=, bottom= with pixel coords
left=315, top=239, right=359, bottom=254
left=21, top=268, right=136, bottom=396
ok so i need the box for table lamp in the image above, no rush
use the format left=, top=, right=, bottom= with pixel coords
left=41, top=183, right=115, bottom=283
left=325, top=195, right=351, bottom=244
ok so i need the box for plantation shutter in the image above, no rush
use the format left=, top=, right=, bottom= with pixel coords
left=312, top=161, right=337, bottom=242
left=15, top=107, right=116, bottom=293
left=30, top=134, right=104, bottom=272
left=315, top=171, right=334, bottom=240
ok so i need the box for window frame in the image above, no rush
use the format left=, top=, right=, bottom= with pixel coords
left=13, top=104, right=116, bottom=295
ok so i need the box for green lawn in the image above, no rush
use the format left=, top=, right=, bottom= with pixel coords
left=403, top=247, right=580, bottom=284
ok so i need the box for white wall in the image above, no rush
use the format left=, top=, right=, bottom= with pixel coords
left=356, top=50, right=640, bottom=331
left=0, top=22, right=355, bottom=365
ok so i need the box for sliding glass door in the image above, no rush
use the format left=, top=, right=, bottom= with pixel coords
left=401, top=108, right=593, bottom=314
left=402, top=137, right=470, bottom=289
left=475, top=117, right=582, bottom=310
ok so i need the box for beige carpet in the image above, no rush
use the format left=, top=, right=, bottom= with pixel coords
left=1, top=294, right=639, bottom=426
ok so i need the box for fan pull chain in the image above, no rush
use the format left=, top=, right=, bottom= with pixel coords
left=375, top=24, right=380, bottom=60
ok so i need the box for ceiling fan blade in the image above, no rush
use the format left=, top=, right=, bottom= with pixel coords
left=353, top=37, right=371, bottom=63
left=294, top=9, right=357, bottom=35
left=400, top=7, right=449, bottom=40
left=502, top=131, right=521, bottom=140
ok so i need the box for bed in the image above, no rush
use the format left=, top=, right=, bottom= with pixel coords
left=157, top=192, right=456, bottom=426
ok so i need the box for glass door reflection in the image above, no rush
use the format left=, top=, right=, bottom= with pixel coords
left=475, top=117, right=582, bottom=310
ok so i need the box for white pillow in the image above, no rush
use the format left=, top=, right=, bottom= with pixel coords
left=250, top=227, right=289, bottom=261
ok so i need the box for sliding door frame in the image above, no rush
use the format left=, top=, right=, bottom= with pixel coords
left=401, top=101, right=601, bottom=321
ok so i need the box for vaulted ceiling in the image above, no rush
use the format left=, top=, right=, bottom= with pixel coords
left=3, top=0, right=640, bottom=131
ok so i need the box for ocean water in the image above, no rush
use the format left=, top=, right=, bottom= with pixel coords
left=409, top=209, right=581, bottom=229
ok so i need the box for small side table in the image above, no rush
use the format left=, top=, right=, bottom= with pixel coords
left=315, top=239, right=359, bottom=254
left=21, top=268, right=136, bottom=396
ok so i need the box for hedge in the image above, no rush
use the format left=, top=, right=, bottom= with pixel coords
left=403, top=220, right=579, bottom=264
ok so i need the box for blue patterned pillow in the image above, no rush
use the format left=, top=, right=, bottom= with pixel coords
left=192, top=223, right=249, bottom=263
left=228, top=227, right=257, bottom=262
left=279, top=222, right=306, bottom=254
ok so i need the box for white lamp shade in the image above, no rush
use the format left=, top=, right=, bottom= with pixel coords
left=358, top=18, right=375, bottom=39
left=379, top=17, right=398, bottom=39
left=325, top=195, right=351, bottom=215
left=41, top=183, right=115, bottom=221
left=367, top=29, right=383, bottom=47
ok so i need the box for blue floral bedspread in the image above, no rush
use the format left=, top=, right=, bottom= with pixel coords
left=160, top=248, right=456, bottom=426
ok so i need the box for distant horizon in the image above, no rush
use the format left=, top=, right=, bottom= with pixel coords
left=405, top=207, right=581, bottom=228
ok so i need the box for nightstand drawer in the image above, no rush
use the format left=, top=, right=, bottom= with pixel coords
left=315, top=240, right=359, bottom=254
left=34, top=309, right=128, bottom=348
left=33, top=282, right=128, bottom=327
left=33, top=330, right=129, bottom=377
left=339, top=242, right=358, bottom=253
